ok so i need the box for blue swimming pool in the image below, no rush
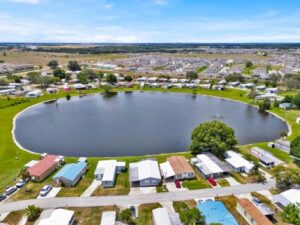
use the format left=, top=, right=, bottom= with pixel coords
left=197, top=201, right=238, bottom=225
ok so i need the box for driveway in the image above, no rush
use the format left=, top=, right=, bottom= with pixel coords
left=166, top=182, right=187, bottom=192
left=0, top=180, right=276, bottom=214
left=81, top=180, right=102, bottom=197
left=225, top=177, right=241, bottom=186
left=129, top=186, right=157, bottom=195
left=37, top=188, right=61, bottom=199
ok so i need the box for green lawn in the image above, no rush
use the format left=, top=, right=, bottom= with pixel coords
left=0, top=86, right=298, bottom=193
left=137, top=203, right=161, bottom=225
left=182, top=178, right=210, bottom=190
left=217, top=179, right=230, bottom=187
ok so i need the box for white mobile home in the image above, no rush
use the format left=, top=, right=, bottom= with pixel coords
left=26, top=90, right=43, bottom=98
left=38, top=209, right=75, bottom=225
left=129, top=159, right=161, bottom=187
left=225, top=151, right=254, bottom=173
left=273, top=189, right=300, bottom=208
left=94, top=160, right=125, bottom=188
left=192, top=154, right=224, bottom=179
left=250, top=147, right=283, bottom=168
left=100, top=211, right=116, bottom=225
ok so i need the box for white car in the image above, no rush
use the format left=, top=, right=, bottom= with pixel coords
left=5, top=186, right=17, bottom=195
left=39, top=185, right=52, bottom=197
left=16, top=179, right=25, bottom=188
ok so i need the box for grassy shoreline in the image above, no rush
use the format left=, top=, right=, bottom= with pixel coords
left=0, top=86, right=298, bottom=192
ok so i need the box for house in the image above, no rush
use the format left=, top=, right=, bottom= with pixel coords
left=191, top=153, right=231, bottom=179
left=38, top=209, right=75, bottom=225
left=250, top=147, right=283, bottom=168
left=253, top=67, right=269, bottom=80
left=273, top=189, right=300, bottom=208
left=28, top=154, right=64, bottom=182
left=100, top=211, right=116, bottom=225
left=73, top=83, right=86, bottom=90
left=25, top=90, right=43, bottom=98
left=236, top=198, right=273, bottom=225
left=225, top=151, right=254, bottom=173
left=53, top=162, right=87, bottom=187
left=165, top=156, right=195, bottom=180
left=152, top=208, right=182, bottom=225
left=94, top=160, right=126, bottom=187
left=129, top=159, right=161, bottom=187
left=46, top=87, right=58, bottom=94
left=274, top=139, right=291, bottom=153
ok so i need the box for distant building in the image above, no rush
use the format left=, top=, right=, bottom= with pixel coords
left=250, top=147, right=283, bottom=168
left=94, top=160, right=126, bottom=187
left=274, top=139, right=291, bottom=153
left=53, top=161, right=87, bottom=187
left=25, top=90, right=43, bottom=98
left=0, top=63, right=33, bottom=75
left=273, top=189, right=300, bottom=208
left=236, top=198, right=273, bottom=225
left=129, top=159, right=161, bottom=187
left=38, top=209, right=75, bottom=225
left=28, top=154, right=64, bottom=182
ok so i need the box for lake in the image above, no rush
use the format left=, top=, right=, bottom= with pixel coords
left=14, top=92, right=288, bottom=157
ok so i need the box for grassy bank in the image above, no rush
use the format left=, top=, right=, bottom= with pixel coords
left=0, top=86, right=298, bottom=193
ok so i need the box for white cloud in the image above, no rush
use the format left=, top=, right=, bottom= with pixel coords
left=5, top=0, right=40, bottom=4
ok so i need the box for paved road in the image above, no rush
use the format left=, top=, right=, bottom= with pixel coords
left=0, top=181, right=275, bottom=214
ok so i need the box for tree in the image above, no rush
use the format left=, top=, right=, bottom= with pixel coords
left=180, top=208, right=206, bottom=225
left=47, top=60, right=58, bottom=69
left=186, top=71, right=198, bottom=80
left=258, top=99, right=271, bottom=112
left=0, top=78, right=8, bottom=86
left=25, top=205, right=41, bottom=221
left=53, top=68, right=66, bottom=80
left=293, top=94, right=300, bottom=109
left=38, top=76, right=57, bottom=87
left=245, top=61, right=253, bottom=68
left=19, top=168, right=30, bottom=181
left=273, top=165, right=300, bottom=190
left=280, top=204, right=300, bottom=225
left=247, top=88, right=258, bottom=102
left=106, top=73, right=117, bottom=84
left=189, top=121, right=237, bottom=158
left=248, top=162, right=266, bottom=183
left=282, top=95, right=294, bottom=103
left=85, top=69, right=98, bottom=80
left=124, top=75, right=133, bottom=82
left=77, top=72, right=89, bottom=84
left=67, top=60, right=81, bottom=71
left=291, top=136, right=300, bottom=158
left=225, top=73, right=245, bottom=83
left=27, top=72, right=40, bottom=84
left=119, top=209, right=136, bottom=225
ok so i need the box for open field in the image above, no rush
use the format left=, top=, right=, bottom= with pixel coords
left=0, top=86, right=298, bottom=193
left=0, top=51, right=130, bottom=66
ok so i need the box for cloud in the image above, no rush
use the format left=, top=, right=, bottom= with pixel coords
left=151, top=0, right=168, bottom=5
left=5, top=0, right=40, bottom=4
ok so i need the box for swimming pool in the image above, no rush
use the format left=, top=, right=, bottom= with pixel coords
left=197, top=201, right=238, bottom=225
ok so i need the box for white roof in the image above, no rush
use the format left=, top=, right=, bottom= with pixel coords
left=130, top=159, right=161, bottom=180
left=95, top=160, right=125, bottom=182
left=100, top=211, right=116, bottom=225
left=24, top=160, right=39, bottom=168
left=197, top=154, right=223, bottom=173
left=275, top=189, right=300, bottom=207
left=160, top=161, right=175, bottom=178
left=38, top=209, right=74, bottom=225
left=225, top=151, right=254, bottom=170
left=152, top=208, right=172, bottom=225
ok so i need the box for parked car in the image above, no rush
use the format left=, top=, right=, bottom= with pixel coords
left=16, top=179, right=26, bottom=188
left=5, top=186, right=17, bottom=195
left=175, top=179, right=181, bottom=188
left=207, top=178, right=217, bottom=186
left=39, top=185, right=52, bottom=197
left=252, top=197, right=262, bottom=205
left=0, top=194, right=6, bottom=202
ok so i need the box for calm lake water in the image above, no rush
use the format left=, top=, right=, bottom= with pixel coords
left=14, top=92, right=288, bottom=157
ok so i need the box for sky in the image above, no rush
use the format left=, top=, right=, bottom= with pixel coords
left=0, top=0, right=300, bottom=43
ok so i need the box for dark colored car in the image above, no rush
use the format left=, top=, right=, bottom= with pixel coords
left=175, top=179, right=181, bottom=188
left=207, top=178, right=217, bottom=186
left=252, top=197, right=262, bottom=205
left=0, top=194, right=6, bottom=202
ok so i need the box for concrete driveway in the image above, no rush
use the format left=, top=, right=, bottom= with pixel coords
left=129, top=186, right=157, bottom=195
left=37, top=188, right=61, bottom=199
left=81, top=180, right=102, bottom=197
left=166, top=182, right=187, bottom=192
